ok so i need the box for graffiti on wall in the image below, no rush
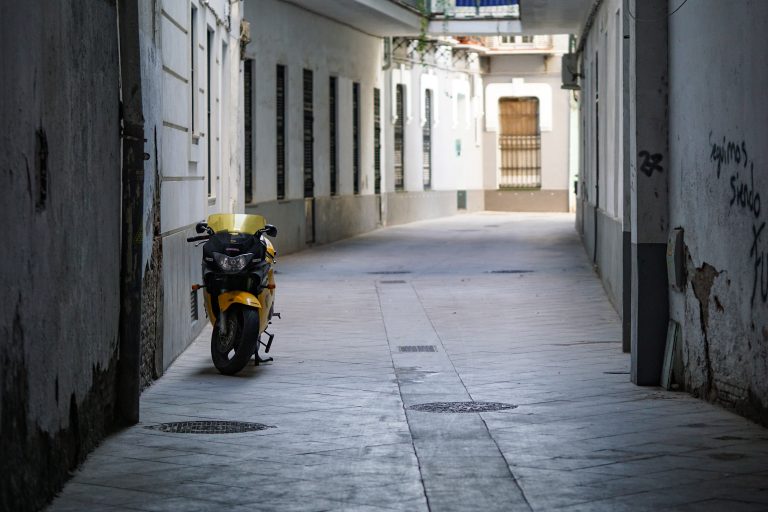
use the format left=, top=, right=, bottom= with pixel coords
left=638, top=150, right=664, bottom=177
left=709, top=132, right=766, bottom=306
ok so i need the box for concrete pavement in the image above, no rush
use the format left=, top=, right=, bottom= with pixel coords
left=49, top=213, right=768, bottom=511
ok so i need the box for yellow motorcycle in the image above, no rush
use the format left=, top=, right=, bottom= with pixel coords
left=187, top=214, right=279, bottom=375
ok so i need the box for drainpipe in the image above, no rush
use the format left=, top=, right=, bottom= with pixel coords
left=116, top=0, right=145, bottom=426
left=575, top=0, right=606, bottom=58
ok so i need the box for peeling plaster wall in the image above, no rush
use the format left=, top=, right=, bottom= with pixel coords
left=669, top=1, right=768, bottom=424
left=139, top=0, right=165, bottom=389
left=0, top=1, right=122, bottom=509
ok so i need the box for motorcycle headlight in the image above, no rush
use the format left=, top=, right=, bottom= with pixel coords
left=213, top=252, right=254, bottom=272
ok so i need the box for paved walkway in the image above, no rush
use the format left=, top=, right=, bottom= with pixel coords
left=50, top=213, right=768, bottom=511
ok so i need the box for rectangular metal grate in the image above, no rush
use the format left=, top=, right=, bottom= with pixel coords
left=380, top=280, right=407, bottom=284
left=190, top=289, right=198, bottom=322
left=398, top=345, right=437, bottom=353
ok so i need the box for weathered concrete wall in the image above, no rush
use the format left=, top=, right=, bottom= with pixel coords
left=465, top=189, right=485, bottom=212
left=385, top=191, right=458, bottom=226
left=668, top=1, right=768, bottom=424
left=596, top=209, right=623, bottom=311
left=0, top=1, right=122, bottom=509
left=315, top=195, right=381, bottom=244
left=485, top=190, right=568, bottom=212
left=246, top=200, right=307, bottom=256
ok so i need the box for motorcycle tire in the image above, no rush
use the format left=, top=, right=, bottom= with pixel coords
left=210, top=305, right=260, bottom=375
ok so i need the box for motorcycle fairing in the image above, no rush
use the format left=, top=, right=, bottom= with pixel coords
left=207, top=290, right=262, bottom=325
left=207, top=213, right=267, bottom=234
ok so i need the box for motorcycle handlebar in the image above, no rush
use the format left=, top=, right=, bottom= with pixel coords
left=186, top=235, right=210, bottom=242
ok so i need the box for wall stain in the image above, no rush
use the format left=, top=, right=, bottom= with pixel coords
left=1, top=295, right=120, bottom=512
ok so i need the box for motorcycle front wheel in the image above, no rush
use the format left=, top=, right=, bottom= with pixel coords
left=210, top=305, right=260, bottom=375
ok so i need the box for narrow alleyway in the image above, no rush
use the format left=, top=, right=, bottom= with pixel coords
left=50, top=213, right=768, bottom=511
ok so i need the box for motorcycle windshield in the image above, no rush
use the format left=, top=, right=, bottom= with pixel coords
left=207, top=213, right=267, bottom=234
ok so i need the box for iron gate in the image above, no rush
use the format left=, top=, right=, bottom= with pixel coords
left=498, top=97, right=541, bottom=189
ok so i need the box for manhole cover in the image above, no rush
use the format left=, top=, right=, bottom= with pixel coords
left=408, top=401, right=517, bottom=413
left=487, top=270, right=533, bottom=274
left=380, top=280, right=407, bottom=284
left=145, top=421, right=274, bottom=434
left=368, top=271, right=411, bottom=275
left=398, top=345, right=437, bottom=352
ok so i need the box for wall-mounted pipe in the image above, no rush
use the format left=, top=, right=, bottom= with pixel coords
left=116, top=0, right=145, bottom=426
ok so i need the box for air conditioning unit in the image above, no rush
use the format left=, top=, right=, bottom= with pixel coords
left=561, top=53, right=581, bottom=90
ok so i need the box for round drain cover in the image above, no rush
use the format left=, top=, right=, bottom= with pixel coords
left=145, top=420, right=273, bottom=434
left=408, top=401, right=517, bottom=413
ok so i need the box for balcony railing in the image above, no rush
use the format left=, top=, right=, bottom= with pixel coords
left=432, top=0, right=520, bottom=18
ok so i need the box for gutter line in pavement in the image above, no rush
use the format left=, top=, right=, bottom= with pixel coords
left=375, top=284, right=433, bottom=512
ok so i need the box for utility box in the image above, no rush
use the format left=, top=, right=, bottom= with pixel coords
left=561, top=53, right=580, bottom=90
left=667, top=228, right=685, bottom=291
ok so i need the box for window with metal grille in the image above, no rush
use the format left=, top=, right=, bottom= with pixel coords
left=244, top=59, right=253, bottom=203
left=276, top=64, right=286, bottom=200
left=353, top=82, right=361, bottom=195
left=423, top=89, right=433, bottom=190
left=394, top=84, right=405, bottom=191
left=207, top=29, right=214, bottom=197
left=303, top=69, right=314, bottom=198
left=190, top=6, right=197, bottom=134
left=329, top=76, right=338, bottom=196
left=374, top=87, right=381, bottom=195
left=498, top=97, right=541, bottom=189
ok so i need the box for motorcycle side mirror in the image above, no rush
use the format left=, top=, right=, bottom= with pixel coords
left=264, top=224, right=278, bottom=237
left=195, top=221, right=208, bottom=234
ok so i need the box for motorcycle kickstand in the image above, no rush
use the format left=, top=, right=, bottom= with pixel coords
left=255, top=331, right=275, bottom=365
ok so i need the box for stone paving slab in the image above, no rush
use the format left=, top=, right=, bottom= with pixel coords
left=48, top=213, right=768, bottom=511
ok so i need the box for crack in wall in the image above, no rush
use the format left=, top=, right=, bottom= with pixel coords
left=690, top=261, right=720, bottom=401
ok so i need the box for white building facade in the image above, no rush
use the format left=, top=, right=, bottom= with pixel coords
left=140, top=0, right=246, bottom=379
